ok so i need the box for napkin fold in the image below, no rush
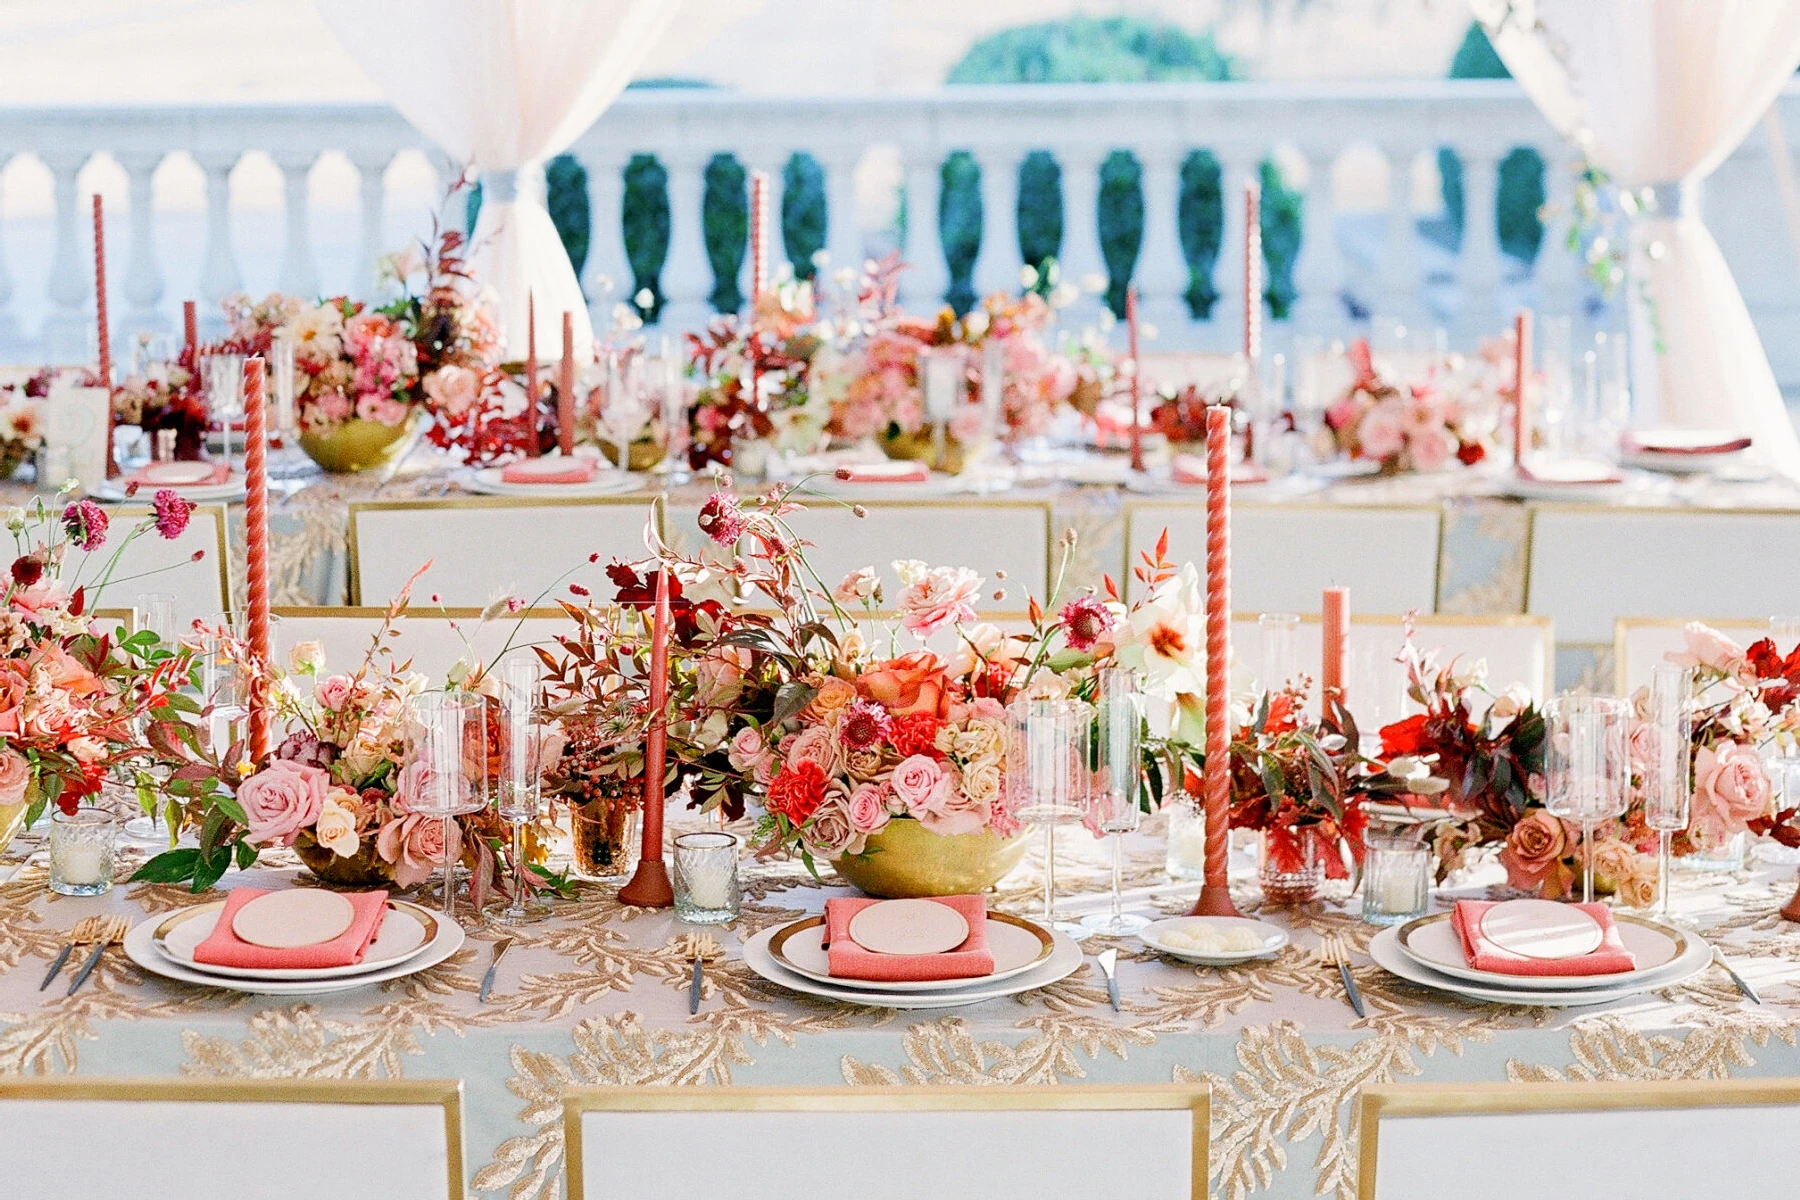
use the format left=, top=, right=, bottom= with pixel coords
left=126, top=461, right=232, bottom=490
left=1170, top=454, right=1268, bottom=487
left=1450, top=899, right=1636, bottom=977
left=192, top=888, right=390, bottom=970
left=834, top=461, right=931, bottom=484
left=500, top=457, right=598, bottom=485
left=823, top=895, right=995, bottom=982
left=1623, top=430, right=1753, bottom=456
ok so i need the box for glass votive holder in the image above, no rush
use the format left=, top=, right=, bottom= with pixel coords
left=1361, top=835, right=1429, bottom=926
left=673, top=831, right=740, bottom=924
left=1165, top=792, right=1208, bottom=881
left=49, top=808, right=119, bottom=897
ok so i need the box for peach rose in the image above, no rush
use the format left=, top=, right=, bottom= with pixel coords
left=422, top=364, right=480, bottom=417
left=314, top=793, right=361, bottom=859
left=694, top=645, right=750, bottom=708
left=376, top=812, right=461, bottom=888
left=799, top=787, right=864, bottom=858
left=0, top=749, right=29, bottom=808
left=0, top=664, right=29, bottom=736
left=802, top=676, right=857, bottom=723
left=1497, top=809, right=1568, bottom=893
left=783, top=724, right=840, bottom=776
left=858, top=651, right=948, bottom=719
left=239, top=758, right=328, bottom=847
left=1671, top=622, right=1744, bottom=674
left=1690, top=741, right=1771, bottom=849
left=1617, top=859, right=1660, bottom=910
left=911, top=762, right=988, bottom=836
left=27, top=643, right=102, bottom=699
left=1589, top=837, right=1638, bottom=894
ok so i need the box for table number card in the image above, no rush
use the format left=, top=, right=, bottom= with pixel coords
left=43, top=382, right=109, bottom=491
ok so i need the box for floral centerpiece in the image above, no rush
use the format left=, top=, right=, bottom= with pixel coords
left=111, top=357, right=206, bottom=462
left=686, top=278, right=830, bottom=469
left=0, top=375, right=45, bottom=479
left=1667, top=623, right=1791, bottom=857
left=1323, top=339, right=1488, bottom=474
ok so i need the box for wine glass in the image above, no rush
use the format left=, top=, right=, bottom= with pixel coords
left=1081, top=669, right=1148, bottom=935
left=1256, top=612, right=1300, bottom=695
left=1011, top=696, right=1091, bottom=941
left=1545, top=694, right=1630, bottom=903
left=266, top=333, right=319, bottom=480
left=404, top=692, right=489, bottom=923
left=121, top=592, right=179, bottom=844
left=207, top=354, right=245, bottom=466
left=494, top=657, right=548, bottom=925
left=1641, top=665, right=1693, bottom=919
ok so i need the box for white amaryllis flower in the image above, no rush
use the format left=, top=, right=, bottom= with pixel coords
left=1113, top=562, right=1207, bottom=698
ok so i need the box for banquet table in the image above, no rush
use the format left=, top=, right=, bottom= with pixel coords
left=5, top=816, right=1800, bottom=1200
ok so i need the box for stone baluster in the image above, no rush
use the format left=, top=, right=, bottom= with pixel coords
left=974, top=147, right=1023, bottom=301
left=1535, top=143, right=1580, bottom=324
left=1216, top=152, right=1263, bottom=353
left=118, top=151, right=167, bottom=339
left=823, top=146, right=864, bottom=284
left=348, top=149, right=391, bottom=301
left=1456, top=143, right=1507, bottom=342
left=275, top=151, right=319, bottom=301
left=1292, top=147, right=1342, bottom=335
left=901, top=148, right=947, bottom=311
left=1135, top=143, right=1190, bottom=334
left=579, top=153, right=628, bottom=321
left=1057, top=145, right=1106, bottom=326
left=658, top=151, right=711, bottom=330
left=1379, top=143, right=1422, bottom=326
left=41, top=150, right=90, bottom=361
left=195, top=150, right=242, bottom=332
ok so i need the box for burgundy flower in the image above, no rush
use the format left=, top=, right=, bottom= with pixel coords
left=838, top=699, right=893, bottom=751
left=151, top=488, right=195, bottom=540
left=696, top=491, right=747, bottom=546
left=276, top=731, right=336, bottom=770
left=9, top=554, right=43, bottom=587
left=62, top=499, right=108, bottom=552
left=1058, top=595, right=1114, bottom=652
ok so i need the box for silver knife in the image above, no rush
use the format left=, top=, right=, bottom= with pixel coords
left=1337, top=958, right=1366, bottom=1018
left=478, top=937, right=514, bottom=1004
left=1096, top=948, right=1121, bottom=1012
left=1712, top=947, right=1761, bottom=1004
left=689, top=957, right=703, bottom=1015
left=39, top=943, right=75, bottom=991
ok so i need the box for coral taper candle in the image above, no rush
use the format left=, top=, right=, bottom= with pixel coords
left=243, top=356, right=272, bottom=764
left=1126, top=284, right=1144, bottom=472
left=182, top=300, right=197, bottom=365
left=524, top=291, right=539, bottom=457
left=617, top=565, right=675, bottom=907
left=92, top=194, right=116, bottom=478
left=557, top=310, right=575, bottom=457
left=750, top=169, right=769, bottom=303
left=1244, top=179, right=1262, bottom=367
left=1321, top=586, right=1349, bottom=704
left=1191, top=404, right=1242, bottom=918
left=1513, top=309, right=1532, bottom=470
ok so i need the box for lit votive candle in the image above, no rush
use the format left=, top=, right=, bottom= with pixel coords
left=1165, top=793, right=1208, bottom=881
left=49, top=808, right=118, bottom=897
left=673, top=831, right=740, bottom=924
left=1361, top=835, right=1429, bottom=926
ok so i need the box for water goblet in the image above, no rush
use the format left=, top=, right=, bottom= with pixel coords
left=1641, top=665, right=1693, bottom=919
left=1545, top=694, right=1630, bottom=903
left=404, top=692, right=489, bottom=923
left=494, top=657, right=549, bottom=925
left=1012, top=696, right=1091, bottom=941
left=1081, top=669, right=1148, bottom=935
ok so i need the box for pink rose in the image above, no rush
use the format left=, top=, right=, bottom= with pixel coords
left=1357, top=400, right=1407, bottom=461
left=1409, top=425, right=1452, bottom=471
left=376, top=812, right=461, bottom=888
left=910, top=762, right=988, bottom=835
left=0, top=749, right=28, bottom=808
left=239, top=758, right=329, bottom=847
left=695, top=646, right=749, bottom=707
left=727, top=725, right=775, bottom=785
left=1690, top=741, right=1771, bottom=849
left=847, top=782, right=891, bottom=835
left=897, top=566, right=982, bottom=638
left=315, top=674, right=353, bottom=712
left=783, top=724, right=841, bottom=776
left=1670, top=622, right=1745, bottom=675
left=422, top=365, right=480, bottom=417
left=0, top=663, right=29, bottom=736
left=888, top=753, right=949, bottom=816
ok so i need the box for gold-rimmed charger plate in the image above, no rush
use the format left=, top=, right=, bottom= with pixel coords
left=151, top=898, right=438, bottom=982
left=1395, top=910, right=1690, bottom=991
left=768, top=910, right=1055, bottom=994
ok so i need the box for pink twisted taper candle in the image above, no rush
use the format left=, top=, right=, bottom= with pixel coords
left=558, top=310, right=575, bottom=457
left=1191, top=404, right=1242, bottom=918
left=92, top=194, right=116, bottom=478
left=1244, top=179, right=1262, bottom=367
left=243, top=356, right=271, bottom=764
left=751, top=170, right=769, bottom=303
left=525, top=290, right=540, bottom=457
left=1126, top=285, right=1144, bottom=472
left=1513, top=309, right=1532, bottom=470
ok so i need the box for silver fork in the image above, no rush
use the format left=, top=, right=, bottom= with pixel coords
left=1321, top=933, right=1365, bottom=1018
left=65, top=915, right=132, bottom=996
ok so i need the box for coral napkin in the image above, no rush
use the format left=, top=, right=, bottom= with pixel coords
left=500, top=457, right=598, bottom=485
left=823, top=895, right=995, bottom=982
left=834, top=461, right=930, bottom=484
left=1450, top=900, right=1636, bottom=976
left=1170, top=454, right=1267, bottom=487
left=1623, top=429, right=1753, bottom=456
left=126, top=461, right=231, bottom=489
left=192, top=888, right=390, bottom=970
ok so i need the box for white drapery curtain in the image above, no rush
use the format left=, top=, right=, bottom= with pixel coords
left=1474, top=0, right=1800, bottom=478
left=313, top=0, right=683, bottom=362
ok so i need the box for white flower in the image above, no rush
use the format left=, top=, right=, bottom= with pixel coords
left=314, top=795, right=360, bottom=858
left=1113, top=563, right=1207, bottom=698
left=287, top=640, right=326, bottom=675
left=1448, top=656, right=1488, bottom=691
left=892, top=558, right=928, bottom=587
left=834, top=566, right=882, bottom=606
left=1489, top=684, right=1532, bottom=721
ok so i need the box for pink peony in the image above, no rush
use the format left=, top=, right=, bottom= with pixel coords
left=847, top=782, right=891, bottom=835
left=376, top=812, right=461, bottom=888
left=1409, top=424, right=1453, bottom=471
left=422, top=365, right=480, bottom=417
left=897, top=566, right=982, bottom=638
left=1689, top=741, right=1771, bottom=849
left=909, top=762, right=988, bottom=835
left=239, top=758, right=329, bottom=847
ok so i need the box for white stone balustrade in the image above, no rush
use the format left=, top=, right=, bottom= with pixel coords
left=3, top=81, right=1800, bottom=383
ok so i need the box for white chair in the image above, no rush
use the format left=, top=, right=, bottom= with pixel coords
left=0, top=1076, right=464, bottom=1200
left=273, top=606, right=574, bottom=681
left=1612, top=616, right=1775, bottom=694
left=1357, top=1079, right=1800, bottom=1200
left=1124, top=500, right=1443, bottom=614
left=564, top=1084, right=1208, bottom=1200
left=67, top=502, right=230, bottom=630
left=1527, top=505, right=1800, bottom=648
left=347, top=496, right=657, bottom=607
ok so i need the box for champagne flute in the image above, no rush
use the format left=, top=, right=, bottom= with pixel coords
left=1642, top=664, right=1692, bottom=919
left=1257, top=612, right=1300, bottom=695
left=1545, top=694, right=1629, bottom=903
left=1081, top=669, right=1148, bottom=935
left=1013, top=696, right=1091, bottom=941
left=122, top=592, right=179, bottom=844
left=494, top=658, right=548, bottom=925
left=404, top=692, right=488, bottom=923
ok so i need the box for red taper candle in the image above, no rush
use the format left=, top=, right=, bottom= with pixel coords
left=750, top=170, right=769, bottom=304
left=182, top=300, right=197, bottom=366
left=1126, top=285, right=1144, bottom=472
left=243, top=356, right=272, bottom=764
left=557, top=310, right=575, bottom=457
left=1191, top=404, right=1242, bottom=918
left=1244, top=179, right=1262, bottom=366
left=1513, top=309, right=1532, bottom=470
left=92, top=194, right=116, bottom=478
left=617, top=565, right=675, bottom=907
left=524, top=291, right=540, bottom=457
left=1321, top=586, right=1349, bottom=705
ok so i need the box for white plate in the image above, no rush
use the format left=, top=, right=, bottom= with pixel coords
left=768, top=913, right=1055, bottom=993
left=1369, top=923, right=1710, bottom=1007
left=1139, top=916, right=1288, bottom=965
left=743, top=922, right=1083, bottom=1009
left=90, top=479, right=247, bottom=504
left=466, top=467, right=640, bottom=497
left=151, top=899, right=437, bottom=981
left=1395, top=910, right=1687, bottom=990
left=793, top=473, right=968, bottom=499
left=1619, top=449, right=1747, bottom=476
left=127, top=902, right=463, bottom=995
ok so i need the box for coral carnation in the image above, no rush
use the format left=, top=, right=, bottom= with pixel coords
left=766, top=759, right=828, bottom=825
left=889, top=711, right=944, bottom=759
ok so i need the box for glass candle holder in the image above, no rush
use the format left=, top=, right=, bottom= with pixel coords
left=673, top=831, right=740, bottom=924
left=1165, top=790, right=1207, bottom=881
left=1361, top=835, right=1430, bottom=926
left=49, top=808, right=118, bottom=896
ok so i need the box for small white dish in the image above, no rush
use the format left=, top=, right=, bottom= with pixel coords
left=1138, top=916, right=1288, bottom=965
left=230, top=889, right=356, bottom=948
left=90, top=479, right=247, bottom=504
left=1478, top=898, right=1603, bottom=960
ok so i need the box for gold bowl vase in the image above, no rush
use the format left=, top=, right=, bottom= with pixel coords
left=831, top=818, right=1031, bottom=898
left=293, top=831, right=394, bottom=889
left=878, top=427, right=966, bottom=475
left=299, top=415, right=421, bottom=474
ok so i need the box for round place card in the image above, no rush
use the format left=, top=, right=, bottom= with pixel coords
left=231, top=890, right=357, bottom=949
left=1478, top=898, right=1603, bottom=960
left=848, top=899, right=970, bottom=956
left=143, top=461, right=217, bottom=485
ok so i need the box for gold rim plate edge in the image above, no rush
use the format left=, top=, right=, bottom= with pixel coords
left=1393, top=910, right=1690, bottom=979
left=767, top=910, right=1056, bottom=980
left=149, top=898, right=440, bottom=969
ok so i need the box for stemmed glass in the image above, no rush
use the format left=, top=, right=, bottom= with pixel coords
left=1641, top=664, right=1693, bottom=919
left=121, top=592, right=178, bottom=844
left=1545, top=694, right=1630, bottom=904
left=1257, top=612, right=1300, bottom=695
left=494, top=657, right=549, bottom=925
left=404, top=692, right=489, bottom=923
left=266, top=333, right=319, bottom=480
left=207, top=354, right=245, bottom=466
left=1012, top=696, right=1091, bottom=941
left=1081, top=669, right=1148, bottom=935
